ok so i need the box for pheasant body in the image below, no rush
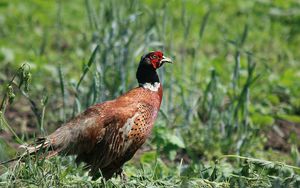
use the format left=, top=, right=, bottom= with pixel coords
left=72, top=84, right=163, bottom=179
left=9, top=51, right=173, bottom=180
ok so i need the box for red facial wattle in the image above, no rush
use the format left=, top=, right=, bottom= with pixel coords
left=151, top=59, right=161, bottom=69
left=149, top=51, right=163, bottom=69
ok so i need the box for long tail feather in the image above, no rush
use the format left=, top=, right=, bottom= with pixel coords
left=0, top=137, right=58, bottom=165
left=0, top=156, right=22, bottom=165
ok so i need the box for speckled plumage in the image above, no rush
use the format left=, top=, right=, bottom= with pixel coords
left=5, top=51, right=172, bottom=180
left=69, top=85, right=163, bottom=179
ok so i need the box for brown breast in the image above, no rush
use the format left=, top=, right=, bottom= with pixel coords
left=111, top=85, right=163, bottom=154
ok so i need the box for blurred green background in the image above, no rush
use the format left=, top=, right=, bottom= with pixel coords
left=1, top=0, right=300, bottom=187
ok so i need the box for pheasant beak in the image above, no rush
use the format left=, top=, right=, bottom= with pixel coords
left=161, top=56, right=173, bottom=64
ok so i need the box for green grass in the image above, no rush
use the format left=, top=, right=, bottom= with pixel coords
left=1, top=0, right=300, bottom=187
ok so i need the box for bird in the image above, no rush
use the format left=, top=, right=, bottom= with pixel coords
left=1, top=50, right=173, bottom=180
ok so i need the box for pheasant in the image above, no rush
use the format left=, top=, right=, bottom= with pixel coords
left=2, top=51, right=172, bottom=180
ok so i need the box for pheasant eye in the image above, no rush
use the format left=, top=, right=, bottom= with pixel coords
left=152, top=55, right=157, bottom=59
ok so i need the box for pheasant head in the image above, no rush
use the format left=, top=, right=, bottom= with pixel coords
left=136, top=51, right=172, bottom=85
